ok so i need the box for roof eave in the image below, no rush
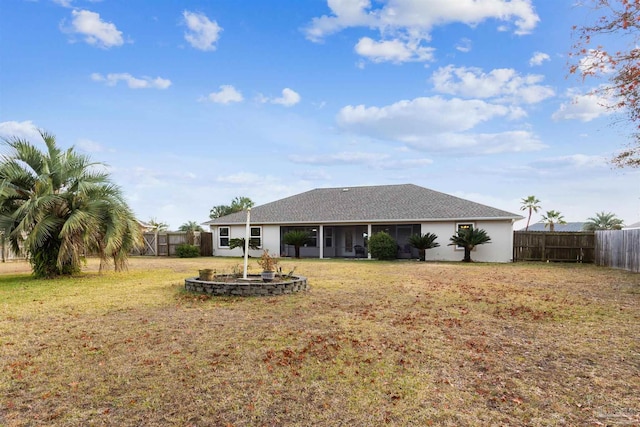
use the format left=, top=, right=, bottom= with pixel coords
left=207, top=216, right=524, bottom=226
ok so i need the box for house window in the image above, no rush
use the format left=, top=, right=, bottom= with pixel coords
left=345, top=230, right=353, bottom=252
left=218, top=227, right=230, bottom=248
left=250, top=226, right=262, bottom=248
left=455, top=223, right=474, bottom=250
left=325, top=227, right=333, bottom=248
left=282, top=226, right=318, bottom=247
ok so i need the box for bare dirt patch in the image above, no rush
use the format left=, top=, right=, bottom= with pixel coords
left=1, top=258, right=639, bottom=426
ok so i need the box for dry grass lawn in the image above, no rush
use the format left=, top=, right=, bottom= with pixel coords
left=1, top=257, right=639, bottom=426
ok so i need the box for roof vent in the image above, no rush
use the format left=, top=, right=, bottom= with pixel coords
left=342, top=188, right=349, bottom=192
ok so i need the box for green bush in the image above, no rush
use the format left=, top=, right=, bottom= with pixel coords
left=368, top=231, right=397, bottom=260
left=175, top=244, right=200, bottom=258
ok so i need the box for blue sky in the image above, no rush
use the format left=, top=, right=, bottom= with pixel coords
left=1, top=0, right=639, bottom=229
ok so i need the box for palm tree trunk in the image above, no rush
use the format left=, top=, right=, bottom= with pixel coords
left=463, top=247, right=472, bottom=262
left=525, top=208, right=532, bottom=231
left=295, top=245, right=301, bottom=258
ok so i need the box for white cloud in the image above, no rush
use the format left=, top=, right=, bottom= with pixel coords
left=289, top=151, right=433, bottom=169
left=529, top=51, right=550, bottom=66
left=182, top=11, right=222, bottom=51
left=273, top=88, right=301, bottom=106
left=67, top=9, right=124, bottom=48
left=531, top=154, right=608, bottom=170
left=354, top=37, right=434, bottom=63
left=213, top=173, right=293, bottom=198
left=408, top=130, right=546, bottom=154
left=305, top=0, right=538, bottom=65
left=0, top=120, right=42, bottom=141
left=552, top=87, right=617, bottom=122
left=204, top=85, right=243, bottom=104
left=336, top=97, right=543, bottom=154
left=455, top=37, right=472, bottom=53
left=76, top=138, right=105, bottom=152
left=304, top=0, right=374, bottom=42
left=215, top=172, right=262, bottom=185
left=53, top=0, right=73, bottom=7
left=431, top=65, right=555, bottom=104
left=257, top=88, right=301, bottom=107
left=125, top=166, right=198, bottom=188
left=338, top=96, right=512, bottom=136
left=305, top=0, right=540, bottom=42
left=290, top=151, right=383, bottom=165
left=91, top=73, right=171, bottom=89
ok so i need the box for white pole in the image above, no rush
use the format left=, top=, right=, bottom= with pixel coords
left=243, top=207, right=251, bottom=279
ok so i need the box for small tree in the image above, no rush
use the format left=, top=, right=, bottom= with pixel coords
left=257, top=249, right=278, bottom=272
left=282, top=230, right=312, bottom=259
left=408, top=233, right=440, bottom=261
left=541, top=210, right=566, bottom=232
left=583, top=211, right=624, bottom=231
left=569, top=0, right=640, bottom=167
left=229, top=237, right=260, bottom=256
left=448, top=227, right=491, bottom=262
left=368, top=231, right=397, bottom=260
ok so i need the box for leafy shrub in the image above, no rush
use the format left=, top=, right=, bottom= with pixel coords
left=368, top=231, right=397, bottom=260
left=257, top=249, right=279, bottom=271
left=175, top=244, right=200, bottom=258
left=408, top=232, right=440, bottom=261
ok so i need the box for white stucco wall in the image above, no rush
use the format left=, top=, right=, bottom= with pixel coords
left=421, top=220, right=514, bottom=263
left=211, top=224, right=281, bottom=258
left=262, top=225, right=281, bottom=256
left=211, top=220, right=515, bottom=263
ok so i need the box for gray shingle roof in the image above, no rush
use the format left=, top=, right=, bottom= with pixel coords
left=205, top=184, right=522, bottom=225
left=523, top=222, right=586, bottom=232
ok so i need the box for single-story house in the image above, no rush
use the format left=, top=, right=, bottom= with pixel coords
left=204, top=184, right=523, bottom=262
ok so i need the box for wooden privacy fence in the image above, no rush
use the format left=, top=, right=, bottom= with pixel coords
left=0, top=235, right=26, bottom=262
left=513, top=231, right=595, bottom=263
left=135, top=231, right=213, bottom=256
left=595, top=229, right=640, bottom=273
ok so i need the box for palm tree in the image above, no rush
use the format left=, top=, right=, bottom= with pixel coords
left=448, top=227, right=491, bottom=262
left=209, top=196, right=254, bottom=219
left=178, top=221, right=204, bottom=232
left=540, top=210, right=566, bottom=232
left=148, top=217, right=169, bottom=232
left=520, top=195, right=541, bottom=231
left=0, top=130, right=141, bottom=277
left=408, top=232, right=440, bottom=261
left=282, top=230, right=312, bottom=259
left=583, top=211, right=624, bottom=231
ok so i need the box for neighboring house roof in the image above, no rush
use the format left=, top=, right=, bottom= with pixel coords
left=523, top=222, right=586, bottom=232
left=205, top=184, right=523, bottom=225
left=137, top=220, right=156, bottom=232
left=623, top=221, right=640, bottom=229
